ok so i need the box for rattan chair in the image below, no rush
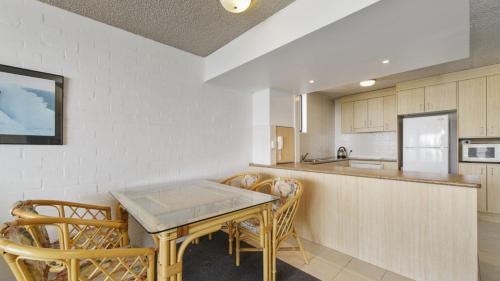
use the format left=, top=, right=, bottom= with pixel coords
left=220, top=173, right=262, bottom=190
left=10, top=199, right=130, bottom=246
left=0, top=217, right=154, bottom=281
left=235, top=178, right=308, bottom=281
left=214, top=173, right=262, bottom=254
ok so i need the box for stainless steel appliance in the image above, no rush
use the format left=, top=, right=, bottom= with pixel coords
left=337, top=147, right=348, bottom=159
left=461, top=140, right=500, bottom=163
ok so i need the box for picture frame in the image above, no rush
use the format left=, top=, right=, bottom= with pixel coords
left=0, top=64, right=63, bottom=145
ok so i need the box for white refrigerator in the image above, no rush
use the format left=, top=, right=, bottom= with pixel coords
left=402, top=115, right=449, bottom=174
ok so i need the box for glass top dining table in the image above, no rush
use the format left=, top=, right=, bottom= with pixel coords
left=111, top=179, right=278, bottom=234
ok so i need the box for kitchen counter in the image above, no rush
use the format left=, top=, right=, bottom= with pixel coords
left=303, top=157, right=397, bottom=164
left=250, top=162, right=480, bottom=188
left=249, top=162, right=478, bottom=280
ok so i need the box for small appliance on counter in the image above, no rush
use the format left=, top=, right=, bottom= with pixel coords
left=461, top=139, right=500, bottom=163
left=337, top=147, right=348, bottom=159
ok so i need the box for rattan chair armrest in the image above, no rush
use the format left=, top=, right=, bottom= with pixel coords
left=0, top=239, right=154, bottom=260
left=251, top=179, right=273, bottom=192
left=220, top=174, right=244, bottom=185
left=11, top=217, right=126, bottom=229
left=23, top=200, right=111, bottom=211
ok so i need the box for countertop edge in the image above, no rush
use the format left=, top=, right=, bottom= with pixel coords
left=249, top=163, right=481, bottom=189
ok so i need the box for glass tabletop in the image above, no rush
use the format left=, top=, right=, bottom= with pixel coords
left=110, top=179, right=278, bottom=234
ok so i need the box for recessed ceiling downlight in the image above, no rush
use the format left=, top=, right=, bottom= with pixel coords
left=220, top=0, right=252, bottom=13
left=382, top=59, right=390, bottom=64
left=309, top=80, right=315, bottom=84
left=360, top=79, right=376, bottom=87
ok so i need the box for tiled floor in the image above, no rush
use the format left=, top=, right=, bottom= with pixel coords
left=279, top=218, right=500, bottom=281
left=277, top=239, right=412, bottom=281
left=478, top=218, right=500, bottom=281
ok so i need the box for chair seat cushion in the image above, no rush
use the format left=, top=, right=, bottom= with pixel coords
left=271, top=179, right=299, bottom=211
left=5, top=225, right=50, bottom=281
left=240, top=218, right=260, bottom=234
left=227, top=174, right=259, bottom=189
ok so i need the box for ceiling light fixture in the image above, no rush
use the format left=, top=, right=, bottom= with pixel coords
left=220, top=0, right=252, bottom=13
left=309, top=80, right=315, bottom=84
left=360, top=79, right=376, bottom=87
left=382, top=59, right=390, bottom=64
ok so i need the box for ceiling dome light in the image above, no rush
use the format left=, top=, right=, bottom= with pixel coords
left=360, top=79, right=376, bottom=87
left=382, top=59, right=390, bottom=64
left=220, top=0, right=252, bottom=13
left=309, top=80, right=315, bottom=84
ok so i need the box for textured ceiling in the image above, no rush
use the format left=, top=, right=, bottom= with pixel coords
left=319, top=0, right=500, bottom=98
left=37, top=0, right=295, bottom=57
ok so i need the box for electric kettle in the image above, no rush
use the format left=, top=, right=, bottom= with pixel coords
left=337, top=147, right=348, bottom=159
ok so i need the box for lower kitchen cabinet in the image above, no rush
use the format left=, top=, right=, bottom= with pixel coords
left=382, top=161, right=399, bottom=170
left=459, top=163, right=488, bottom=212
left=488, top=165, right=500, bottom=214
left=459, top=163, right=500, bottom=214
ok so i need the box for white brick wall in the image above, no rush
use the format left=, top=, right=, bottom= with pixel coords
left=0, top=1, right=252, bottom=278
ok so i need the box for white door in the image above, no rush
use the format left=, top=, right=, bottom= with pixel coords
left=403, top=115, right=449, bottom=148
left=403, top=147, right=449, bottom=174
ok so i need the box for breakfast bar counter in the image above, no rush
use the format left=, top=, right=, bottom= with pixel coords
left=250, top=162, right=480, bottom=188
left=249, top=162, right=479, bottom=281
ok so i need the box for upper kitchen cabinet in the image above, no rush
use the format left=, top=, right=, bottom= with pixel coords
left=487, top=75, right=500, bottom=137
left=397, top=83, right=457, bottom=115
left=424, top=82, right=457, bottom=112
left=368, top=97, right=384, bottom=130
left=353, top=100, right=369, bottom=132
left=383, top=95, right=397, bottom=131
left=339, top=88, right=396, bottom=134
left=397, top=88, right=425, bottom=115
left=353, top=98, right=384, bottom=133
left=341, top=102, right=354, bottom=134
left=458, top=77, right=487, bottom=138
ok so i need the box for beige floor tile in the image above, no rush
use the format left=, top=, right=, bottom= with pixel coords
left=345, top=258, right=385, bottom=281
left=333, top=269, right=369, bottom=281
left=300, top=238, right=327, bottom=256
left=381, top=271, right=414, bottom=281
left=301, top=238, right=352, bottom=267
left=316, top=248, right=353, bottom=268
left=277, top=250, right=310, bottom=268
left=298, top=256, right=342, bottom=281
left=479, top=219, right=500, bottom=281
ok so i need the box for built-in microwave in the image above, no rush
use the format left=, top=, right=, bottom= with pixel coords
left=461, top=140, right=500, bottom=163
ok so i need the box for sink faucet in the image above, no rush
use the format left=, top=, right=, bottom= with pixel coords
left=301, top=153, right=310, bottom=162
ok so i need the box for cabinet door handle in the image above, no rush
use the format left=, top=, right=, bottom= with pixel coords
left=492, top=168, right=494, bottom=176
left=481, top=168, right=484, bottom=175
left=427, top=102, right=430, bottom=110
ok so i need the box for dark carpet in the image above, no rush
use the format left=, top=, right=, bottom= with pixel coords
left=182, top=231, right=320, bottom=281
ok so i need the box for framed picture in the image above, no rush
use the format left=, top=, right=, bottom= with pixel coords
left=0, top=64, right=63, bottom=145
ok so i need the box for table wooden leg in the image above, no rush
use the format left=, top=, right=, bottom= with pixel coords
left=157, top=230, right=179, bottom=281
